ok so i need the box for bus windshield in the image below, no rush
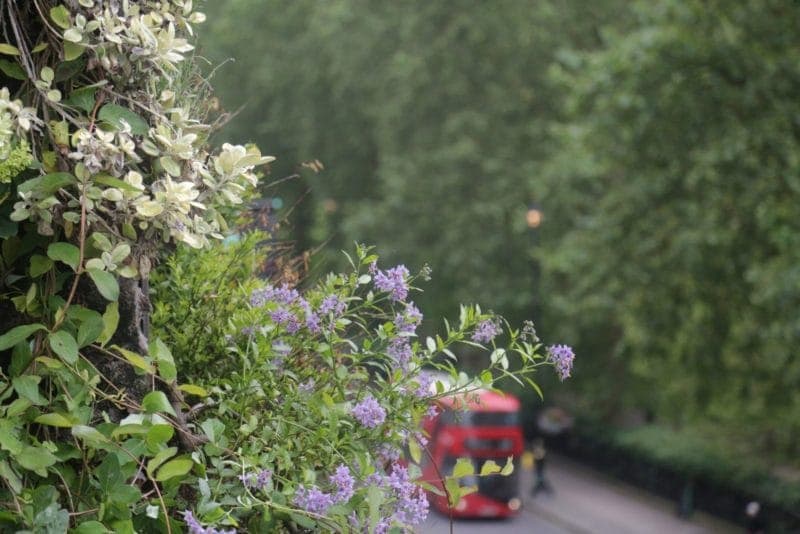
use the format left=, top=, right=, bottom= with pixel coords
left=440, top=409, right=519, bottom=427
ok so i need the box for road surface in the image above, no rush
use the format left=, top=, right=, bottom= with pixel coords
left=420, top=453, right=739, bottom=534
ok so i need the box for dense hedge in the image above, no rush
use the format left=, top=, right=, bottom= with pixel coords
left=548, top=418, right=800, bottom=532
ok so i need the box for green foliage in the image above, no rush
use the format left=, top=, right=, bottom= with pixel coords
left=203, top=0, right=800, bottom=464
left=147, top=241, right=550, bottom=531
left=536, top=0, right=800, bottom=455
left=1, top=4, right=560, bottom=531
left=202, top=0, right=625, bottom=327
left=150, top=232, right=265, bottom=377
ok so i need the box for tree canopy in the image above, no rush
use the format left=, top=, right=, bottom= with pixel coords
left=204, top=0, right=800, bottom=459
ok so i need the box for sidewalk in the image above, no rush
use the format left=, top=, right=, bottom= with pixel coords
left=524, top=453, right=740, bottom=534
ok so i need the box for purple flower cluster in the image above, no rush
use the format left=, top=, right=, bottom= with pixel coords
left=471, top=318, right=501, bottom=343
left=377, top=443, right=401, bottom=464
left=385, top=463, right=430, bottom=526
left=250, top=284, right=300, bottom=308
left=240, top=469, right=272, bottom=491
left=293, top=485, right=335, bottom=515
left=319, top=294, right=346, bottom=316
left=374, top=265, right=410, bottom=302
left=329, top=464, right=355, bottom=502
left=182, top=511, right=236, bottom=534
left=270, top=306, right=301, bottom=333
left=351, top=394, right=386, bottom=428
left=547, top=344, right=575, bottom=381
left=394, top=302, right=422, bottom=334
left=304, top=309, right=321, bottom=333
left=387, top=338, right=413, bottom=370
left=414, top=372, right=434, bottom=398
left=298, top=378, right=316, bottom=394
left=426, top=404, right=440, bottom=419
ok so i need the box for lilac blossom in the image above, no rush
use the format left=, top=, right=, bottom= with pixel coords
left=374, top=265, right=410, bottom=302
left=240, top=469, right=272, bottom=491
left=270, top=306, right=300, bottom=333
left=249, top=284, right=300, bottom=308
left=298, top=378, right=316, bottom=394
left=547, top=344, right=575, bottom=381
left=240, top=326, right=255, bottom=336
left=385, top=463, right=429, bottom=526
left=414, top=372, right=434, bottom=398
left=426, top=404, right=440, bottom=419
left=471, top=318, right=501, bottom=343
left=182, top=511, right=237, bottom=534
left=305, top=310, right=321, bottom=333
left=351, top=394, right=386, bottom=428
left=329, top=464, right=355, bottom=503
left=319, top=294, right=346, bottom=316
left=377, top=443, right=401, bottom=464
left=387, top=339, right=413, bottom=370
left=394, top=302, right=422, bottom=333
left=293, top=485, right=335, bottom=515
left=374, top=518, right=391, bottom=534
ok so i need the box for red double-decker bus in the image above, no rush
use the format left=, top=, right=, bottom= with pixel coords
left=421, top=387, right=524, bottom=518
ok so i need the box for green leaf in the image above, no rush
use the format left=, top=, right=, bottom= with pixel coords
left=71, top=425, right=108, bottom=447
left=142, top=391, right=176, bottom=416
left=0, top=58, right=25, bottom=80
left=63, top=86, right=96, bottom=113
left=0, top=419, right=23, bottom=454
left=149, top=338, right=176, bottom=382
left=177, top=384, right=208, bottom=397
left=49, top=5, right=71, bottom=29
left=17, top=172, right=75, bottom=196
left=445, top=478, right=462, bottom=507
left=49, top=330, right=79, bottom=364
left=113, top=345, right=154, bottom=373
left=146, top=424, right=174, bottom=450
left=0, top=324, right=46, bottom=351
left=55, top=58, right=86, bottom=82
left=16, top=445, right=58, bottom=475
left=63, top=41, right=85, bottom=61
left=74, top=521, right=112, bottom=534
left=146, top=446, right=177, bottom=478
left=500, top=456, right=514, bottom=476
left=452, top=457, right=475, bottom=478
left=29, top=254, right=54, bottom=277
left=77, top=312, right=104, bottom=347
left=47, top=242, right=80, bottom=271
left=479, top=459, right=502, bottom=476
left=0, top=44, right=20, bottom=56
left=87, top=269, right=119, bottom=301
left=35, top=413, right=75, bottom=428
left=159, top=156, right=181, bottom=177
left=97, top=104, right=149, bottom=135
left=12, top=375, right=46, bottom=405
left=155, top=457, right=193, bottom=481
left=94, top=173, right=143, bottom=193
left=0, top=459, right=22, bottom=493
left=98, top=302, right=119, bottom=346
left=408, top=437, right=422, bottom=464
left=6, top=398, right=32, bottom=418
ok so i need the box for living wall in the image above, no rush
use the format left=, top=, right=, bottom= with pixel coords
left=0, top=2, right=567, bottom=532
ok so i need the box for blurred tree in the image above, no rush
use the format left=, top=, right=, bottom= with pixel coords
left=202, top=0, right=800, bottom=457
left=201, top=0, right=623, bottom=327
left=540, top=0, right=800, bottom=454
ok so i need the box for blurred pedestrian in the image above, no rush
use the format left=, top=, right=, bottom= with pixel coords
left=530, top=438, right=553, bottom=496
left=745, top=501, right=765, bottom=534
